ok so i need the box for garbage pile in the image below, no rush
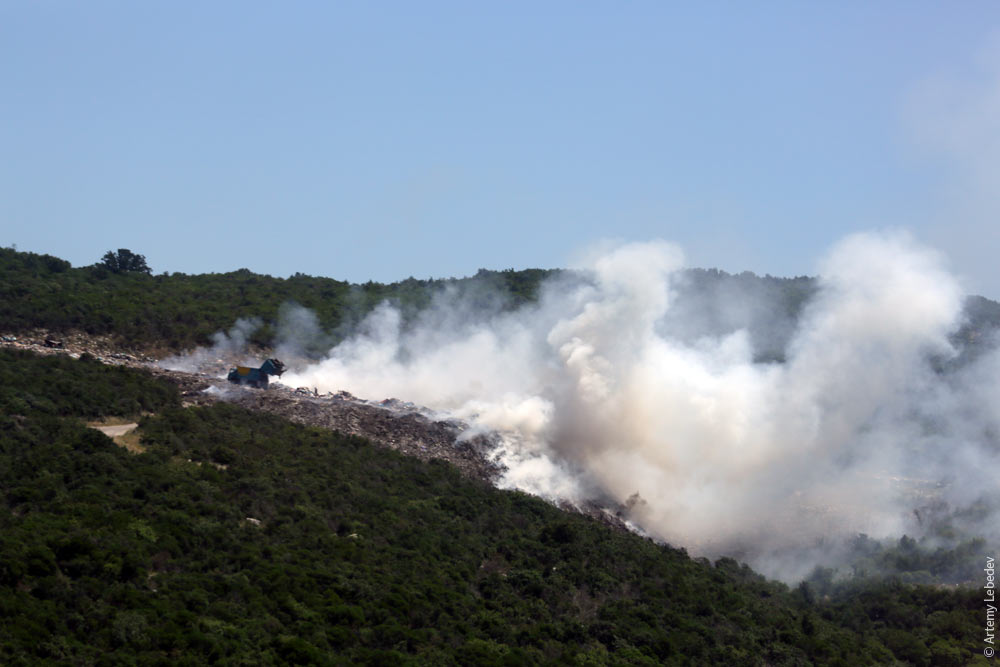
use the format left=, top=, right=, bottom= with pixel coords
left=222, top=384, right=503, bottom=483
left=0, top=329, right=156, bottom=367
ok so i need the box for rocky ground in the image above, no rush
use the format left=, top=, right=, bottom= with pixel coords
left=204, top=387, right=504, bottom=482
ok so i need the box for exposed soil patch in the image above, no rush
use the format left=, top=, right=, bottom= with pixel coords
left=93, top=423, right=139, bottom=437
left=88, top=422, right=145, bottom=453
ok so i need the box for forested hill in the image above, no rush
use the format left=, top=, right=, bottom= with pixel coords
left=5, top=247, right=1000, bottom=359
left=2, top=247, right=995, bottom=663
left=0, top=349, right=989, bottom=665
left=0, top=248, right=554, bottom=351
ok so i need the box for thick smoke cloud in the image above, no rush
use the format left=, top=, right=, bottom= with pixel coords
left=278, top=232, right=997, bottom=580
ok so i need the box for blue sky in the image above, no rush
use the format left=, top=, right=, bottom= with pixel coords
left=3, top=2, right=999, bottom=295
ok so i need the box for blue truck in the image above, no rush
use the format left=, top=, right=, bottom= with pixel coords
left=227, top=358, right=285, bottom=389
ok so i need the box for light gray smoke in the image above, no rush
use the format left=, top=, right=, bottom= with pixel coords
left=274, top=303, right=332, bottom=362
left=158, top=317, right=262, bottom=373
left=281, top=232, right=997, bottom=581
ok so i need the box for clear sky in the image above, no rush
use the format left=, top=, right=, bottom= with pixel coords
left=3, top=2, right=999, bottom=295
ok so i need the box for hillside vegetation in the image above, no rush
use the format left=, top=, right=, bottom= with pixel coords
left=0, top=349, right=990, bottom=665
left=0, top=248, right=552, bottom=351
left=5, top=247, right=998, bottom=362
left=2, top=247, right=997, bottom=664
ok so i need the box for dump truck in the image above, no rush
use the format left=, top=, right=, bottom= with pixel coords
left=227, top=358, right=285, bottom=389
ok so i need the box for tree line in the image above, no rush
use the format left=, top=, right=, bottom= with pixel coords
left=0, top=247, right=554, bottom=352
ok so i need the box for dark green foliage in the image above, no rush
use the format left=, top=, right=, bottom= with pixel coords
left=0, top=248, right=556, bottom=351
left=6, top=247, right=1000, bottom=364
left=0, top=354, right=986, bottom=664
left=100, top=248, right=152, bottom=275
left=0, top=348, right=179, bottom=418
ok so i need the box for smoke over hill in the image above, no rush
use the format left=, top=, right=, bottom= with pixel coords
left=276, top=232, right=998, bottom=580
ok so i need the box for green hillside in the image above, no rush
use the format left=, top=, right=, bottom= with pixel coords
left=0, top=349, right=989, bottom=665
left=0, top=248, right=553, bottom=352
left=2, top=247, right=996, bottom=664
left=5, top=247, right=998, bottom=363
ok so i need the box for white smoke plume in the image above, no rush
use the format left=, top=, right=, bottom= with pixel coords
left=158, top=317, right=262, bottom=373
left=274, top=303, right=332, bottom=363
left=281, top=232, right=998, bottom=581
